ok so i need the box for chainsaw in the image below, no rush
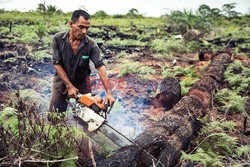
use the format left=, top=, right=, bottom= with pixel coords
left=68, top=93, right=133, bottom=148
left=68, top=94, right=165, bottom=166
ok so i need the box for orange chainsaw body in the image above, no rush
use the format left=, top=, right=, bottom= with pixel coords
left=79, top=94, right=105, bottom=113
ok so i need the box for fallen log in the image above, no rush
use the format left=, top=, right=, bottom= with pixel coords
left=105, top=45, right=134, bottom=53
left=153, top=77, right=181, bottom=110
left=116, top=32, right=137, bottom=40
left=92, top=50, right=233, bottom=167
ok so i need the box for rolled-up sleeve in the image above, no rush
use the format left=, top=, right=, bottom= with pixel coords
left=52, top=36, right=62, bottom=65
left=90, top=42, right=104, bottom=69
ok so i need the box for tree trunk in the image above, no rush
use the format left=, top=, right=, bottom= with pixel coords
left=153, top=77, right=181, bottom=110
left=93, top=50, right=232, bottom=167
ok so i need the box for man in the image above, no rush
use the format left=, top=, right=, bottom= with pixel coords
left=49, top=10, right=115, bottom=113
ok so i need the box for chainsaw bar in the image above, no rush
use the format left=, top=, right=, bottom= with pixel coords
left=98, top=122, right=133, bottom=148
left=97, top=122, right=165, bottom=167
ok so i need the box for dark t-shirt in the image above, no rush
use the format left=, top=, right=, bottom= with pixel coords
left=52, top=30, right=104, bottom=94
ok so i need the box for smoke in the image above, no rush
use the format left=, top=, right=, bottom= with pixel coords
left=96, top=77, right=158, bottom=140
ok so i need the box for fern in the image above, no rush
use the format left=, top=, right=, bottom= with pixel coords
left=180, top=75, right=199, bottom=96
left=215, top=88, right=247, bottom=117
left=0, top=107, right=88, bottom=166
left=181, top=121, right=240, bottom=166
left=0, top=107, right=17, bottom=121
left=0, top=107, right=19, bottom=136
left=231, top=164, right=243, bottom=167
left=201, top=121, right=236, bottom=134
left=235, top=145, right=250, bottom=157
left=181, top=148, right=224, bottom=167
left=224, top=60, right=250, bottom=93
left=118, top=60, right=156, bottom=78
left=150, top=38, right=186, bottom=53
left=172, top=65, right=198, bottom=78
left=201, top=121, right=238, bottom=155
left=162, top=68, right=174, bottom=78
left=206, top=132, right=238, bottom=154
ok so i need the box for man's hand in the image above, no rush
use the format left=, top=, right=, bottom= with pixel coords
left=97, top=66, right=115, bottom=106
left=105, top=93, right=115, bottom=106
left=54, top=64, right=78, bottom=98
left=67, top=85, right=79, bottom=98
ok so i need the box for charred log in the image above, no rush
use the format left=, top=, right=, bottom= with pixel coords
left=198, top=49, right=213, bottom=61
left=0, top=34, right=14, bottom=40
left=116, top=32, right=137, bottom=40
left=207, top=38, right=250, bottom=47
left=0, top=52, right=15, bottom=60
left=88, top=32, right=112, bottom=40
left=105, top=45, right=134, bottom=53
left=0, top=41, right=5, bottom=51
left=153, top=77, right=181, bottom=110
left=93, top=51, right=232, bottom=167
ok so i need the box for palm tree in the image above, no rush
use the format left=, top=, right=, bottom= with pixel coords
left=36, top=3, right=46, bottom=13
left=222, top=3, right=241, bottom=18
left=126, top=8, right=143, bottom=18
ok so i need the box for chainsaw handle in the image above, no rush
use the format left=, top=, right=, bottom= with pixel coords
left=102, top=104, right=108, bottom=113
left=76, top=93, right=83, bottom=101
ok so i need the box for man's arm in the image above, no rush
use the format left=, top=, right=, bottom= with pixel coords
left=97, top=65, right=115, bottom=105
left=54, top=64, right=78, bottom=98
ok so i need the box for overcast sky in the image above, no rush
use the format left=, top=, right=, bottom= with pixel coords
left=1, top=0, right=249, bottom=17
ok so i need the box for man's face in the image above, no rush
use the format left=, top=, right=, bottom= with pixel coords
left=70, top=16, right=90, bottom=40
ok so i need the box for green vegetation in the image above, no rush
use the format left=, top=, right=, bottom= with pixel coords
left=35, top=22, right=46, bottom=40
left=224, top=60, right=250, bottom=93
left=106, top=38, right=146, bottom=47
left=0, top=3, right=248, bottom=57
left=30, top=50, right=52, bottom=61
left=213, top=60, right=250, bottom=118
left=215, top=88, right=247, bottom=117
left=0, top=105, right=87, bottom=166
left=3, top=57, right=17, bottom=63
left=117, top=60, right=156, bottom=78
left=0, top=2, right=249, bottom=166
left=162, top=65, right=200, bottom=95
left=116, top=51, right=126, bottom=59
left=10, top=89, right=47, bottom=110
left=150, top=38, right=186, bottom=54
left=181, top=121, right=249, bottom=167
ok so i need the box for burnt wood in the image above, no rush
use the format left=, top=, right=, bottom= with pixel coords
left=89, top=51, right=232, bottom=167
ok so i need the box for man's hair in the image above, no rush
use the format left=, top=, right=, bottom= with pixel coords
left=71, top=10, right=90, bottom=23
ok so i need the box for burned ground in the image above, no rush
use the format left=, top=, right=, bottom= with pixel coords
left=0, top=19, right=249, bottom=167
